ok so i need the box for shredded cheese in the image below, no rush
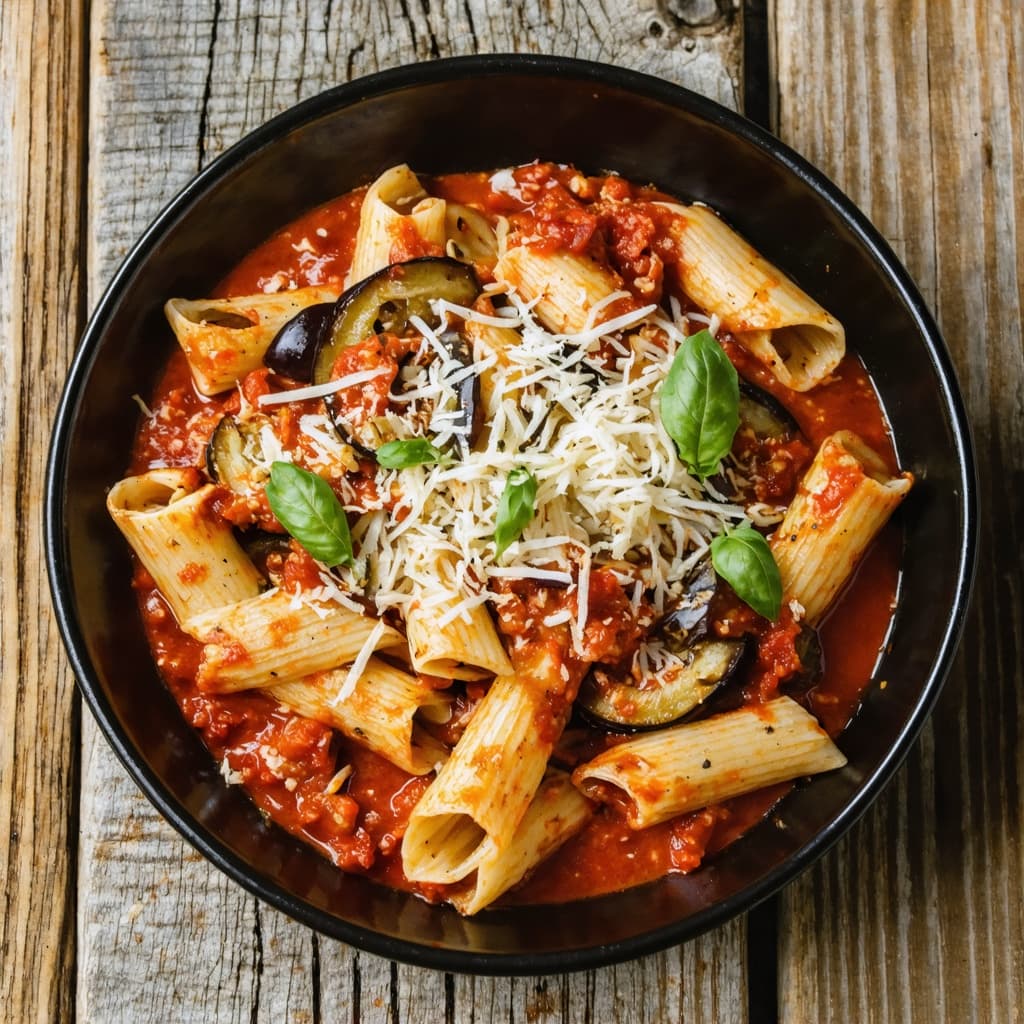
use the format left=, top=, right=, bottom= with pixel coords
left=258, top=367, right=391, bottom=407
left=332, top=619, right=389, bottom=706
left=256, top=262, right=747, bottom=656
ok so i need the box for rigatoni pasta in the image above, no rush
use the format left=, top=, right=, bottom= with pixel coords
left=772, top=431, right=913, bottom=624
left=402, top=670, right=561, bottom=884
left=186, top=588, right=404, bottom=693
left=494, top=246, right=624, bottom=334
left=164, top=285, right=338, bottom=395
left=573, top=697, right=847, bottom=829
left=659, top=202, right=845, bottom=391
left=404, top=555, right=513, bottom=680
left=347, top=164, right=447, bottom=286
left=114, top=160, right=912, bottom=916
left=107, top=469, right=263, bottom=624
left=268, top=658, right=449, bottom=775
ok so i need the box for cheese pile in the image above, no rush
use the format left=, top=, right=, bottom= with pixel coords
left=324, top=287, right=751, bottom=650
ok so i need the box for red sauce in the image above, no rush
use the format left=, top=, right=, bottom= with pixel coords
left=812, top=448, right=866, bottom=521
left=129, top=164, right=904, bottom=908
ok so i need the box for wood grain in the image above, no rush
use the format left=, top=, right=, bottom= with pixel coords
left=79, top=2, right=749, bottom=1022
left=0, top=2, right=86, bottom=1022
left=772, top=1, right=1024, bottom=1021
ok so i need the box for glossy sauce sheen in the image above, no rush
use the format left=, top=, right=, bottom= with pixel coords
left=133, top=167, right=901, bottom=905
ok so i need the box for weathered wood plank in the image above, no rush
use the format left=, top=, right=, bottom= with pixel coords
left=0, top=2, right=86, bottom=1021
left=82, top=2, right=749, bottom=1022
left=773, top=1, right=1024, bottom=1021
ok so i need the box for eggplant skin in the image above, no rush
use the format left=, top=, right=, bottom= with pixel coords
left=578, top=637, right=748, bottom=732
left=737, top=380, right=800, bottom=441
left=659, top=559, right=717, bottom=648
left=313, top=257, right=480, bottom=387
left=206, top=414, right=265, bottom=494
left=264, top=302, right=336, bottom=382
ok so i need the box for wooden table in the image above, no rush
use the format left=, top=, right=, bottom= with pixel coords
left=2, top=1, right=1021, bottom=1020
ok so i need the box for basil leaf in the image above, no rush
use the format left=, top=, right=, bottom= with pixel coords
left=659, top=329, right=740, bottom=478
left=376, top=438, right=446, bottom=469
left=710, top=525, right=782, bottom=621
left=264, top=461, right=353, bottom=567
left=493, top=467, right=538, bottom=560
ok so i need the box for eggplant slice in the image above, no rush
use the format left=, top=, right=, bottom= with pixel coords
left=793, top=624, right=824, bottom=685
left=579, top=637, right=747, bottom=732
left=659, top=558, right=717, bottom=648
left=711, top=381, right=805, bottom=499
left=206, top=415, right=269, bottom=494
left=737, top=380, right=800, bottom=441
left=578, top=559, right=746, bottom=731
left=313, top=257, right=482, bottom=457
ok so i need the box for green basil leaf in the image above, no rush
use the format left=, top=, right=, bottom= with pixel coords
left=376, top=438, right=446, bottom=469
left=710, top=525, right=782, bottom=621
left=658, top=329, right=740, bottom=478
left=264, top=461, right=353, bottom=567
left=493, top=467, right=538, bottom=560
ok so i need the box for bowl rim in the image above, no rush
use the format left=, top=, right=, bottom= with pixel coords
left=45, top=52, right=978, bottom=975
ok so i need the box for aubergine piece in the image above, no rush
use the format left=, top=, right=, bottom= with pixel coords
left=264, top=302, right=335, bottom=381
left=313, top=258, right=482, bottom=457
left=241, top=532, right=293, bottom=585
left=206, top=415, right=267, bottom=494
left=659, top=558, right=717, bottom=648
left=578, top=637, right=747, bottom=732
left=709, top=381, right=804, bottom=497
left=578, top=558, right=746, bottom=731
left=441, top=331, right=484, bottom=459
left=313, top=257, right=479, bottom=385
left=737, top=380, right=800, bottom=441
left=793, top=624, right=824, bottom=684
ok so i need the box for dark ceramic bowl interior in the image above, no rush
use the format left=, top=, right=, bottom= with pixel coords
left=46, top=55, right=975, bottom=973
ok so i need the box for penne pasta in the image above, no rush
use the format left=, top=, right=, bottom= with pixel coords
left=450, top=772, right=593, bottom=915
left=573, top=696, right=847, bottom=829
left=268, top=658, right=449, bottom=775
left=771, top=430, right=912, bottom=624
left=347, top=164, right=447, bottom=286
left=660, top=203, right=845, bottom=391
left=464, top=316, right=524, bottom=418
left=444, top=202, right=499, bottom=275
left=107, top=469, right=263, bottom=624
left=405, top=560, right=513, bottom=680
left=186, top=589, right=404, bottom=693
left=495, top=245, right=623, bottom=334
left=402, top=658, right=568, bottom=884
left=164, top=285, right=339, bottom=395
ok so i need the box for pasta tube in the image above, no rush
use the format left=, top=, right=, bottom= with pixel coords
left=186, top=589, right=404, bottom=693
left=573, top=696, right=846, bottom=829
left=405, top=563, right=513, bottom=681
left=660, top=203, right=845, bottom=391
left=444, top=203, right=499, bottom=274
left=450, top=772, right=592, bottom=915
left=107, top=469, right=263, bottom=624
left=347, top=164, right=446, bottom=286
left=772, top=430, right=912, bottom=624
left=400, top=614, right=582, bottom=888
left=268, top=658, right=449, bottom=775
left=164, top=285, right=339, bottom=395
left=495, top=245, right=622, bottom=334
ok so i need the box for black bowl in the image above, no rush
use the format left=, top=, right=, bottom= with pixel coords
left=45, top=54, right=976, bottom=973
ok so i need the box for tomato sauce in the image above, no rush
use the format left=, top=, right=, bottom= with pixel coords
left=130, top=164, right=903, bottom=907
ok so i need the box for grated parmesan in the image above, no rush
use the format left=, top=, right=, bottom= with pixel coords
left=255, top=270, right=746, bottom=655
left=332, top=619, right=389, bottom=706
